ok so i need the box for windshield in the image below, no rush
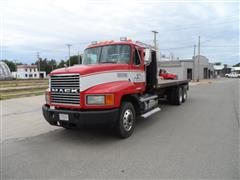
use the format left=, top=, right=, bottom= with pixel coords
left=82, top=45, right=131, bottom=65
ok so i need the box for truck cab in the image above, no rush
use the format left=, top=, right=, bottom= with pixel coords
left=42, top=38, right=189, bottom=138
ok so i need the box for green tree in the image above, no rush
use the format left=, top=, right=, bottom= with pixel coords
left=66, top=55, right=82, bottom=66
left=57, top=60, right=66, bottom=68
left=32, top=55, right=82, bottom=74
left=49, top=59, right=57, bottom=71
left=2, top=60, right=16, bottom=72
left=34, top=58, right=58, bottom=74
left=233, top=62, right=240, bottom=67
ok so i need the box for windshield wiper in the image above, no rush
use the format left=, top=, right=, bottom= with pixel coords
left=100, top=61, right=117, bottom=64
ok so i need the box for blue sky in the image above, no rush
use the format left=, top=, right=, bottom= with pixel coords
left=0, top=0, right=239, bottom=65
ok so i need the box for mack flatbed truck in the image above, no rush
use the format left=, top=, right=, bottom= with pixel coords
left=42, top=38, right=189, bottom=138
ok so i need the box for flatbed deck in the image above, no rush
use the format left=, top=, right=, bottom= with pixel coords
left=157, top=79, right=189, bottom=89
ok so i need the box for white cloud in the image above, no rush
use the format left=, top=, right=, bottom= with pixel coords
left=1, top=0, right=239, bottom=65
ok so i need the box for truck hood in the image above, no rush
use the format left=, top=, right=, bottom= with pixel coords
left=49, top=64, right=129, bottom=76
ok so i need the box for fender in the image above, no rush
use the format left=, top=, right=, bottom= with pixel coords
left=81, top=81, right=145, bottom=109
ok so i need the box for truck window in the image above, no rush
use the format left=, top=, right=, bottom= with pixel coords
left=134, top=48, right=141, bottom=65
left=83, top=47, right=101, bottom=64
left=83, top=45, right=130, bottom=64
left=100, top=45, right=130, bottom=64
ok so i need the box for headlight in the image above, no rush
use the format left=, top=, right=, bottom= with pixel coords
left=87, top=95, right=105, bottom=105
left=86, top=94, right=114, bottom=105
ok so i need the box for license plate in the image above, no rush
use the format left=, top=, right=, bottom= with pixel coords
left=59, top=113, right=69, bottom=121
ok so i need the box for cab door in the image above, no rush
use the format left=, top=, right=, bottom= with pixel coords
left=130, top=46, right=145, bottom=92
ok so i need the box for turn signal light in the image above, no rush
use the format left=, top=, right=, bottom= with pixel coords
left=105, top=94, right=114, bottom=105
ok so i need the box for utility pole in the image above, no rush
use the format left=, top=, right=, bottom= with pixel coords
left=197, top=36, right=200, bottom=82
left=193, top=45, right=196, bottom=81
left=152, top=30, right=159, bottom=86
left=66, top=44, right=72, bottom=66
left=152, top=30, right=158, bottom=50
left=36, top=52, right=40, bottom=71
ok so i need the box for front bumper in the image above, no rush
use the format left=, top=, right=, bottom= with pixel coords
left=42, top=104, right=119, bottom=127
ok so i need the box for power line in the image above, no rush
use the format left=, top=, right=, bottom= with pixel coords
left=159, top=41, right=238, bottom=51
left=161, top=45, right=193, bottom=50
left=159, top=11, right=239, bottom=31
left=202, top=45, right=239, bottom=47
left=162, top=19, right=238, bottom=33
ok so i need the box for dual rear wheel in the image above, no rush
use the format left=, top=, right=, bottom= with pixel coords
left=168, top=86, right=187, bottom=105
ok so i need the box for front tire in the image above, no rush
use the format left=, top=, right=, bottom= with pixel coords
left=116, top=102, right=136, bottom=138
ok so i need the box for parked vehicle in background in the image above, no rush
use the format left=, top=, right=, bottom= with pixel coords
left=159, top=69, right=178, bottom=80
left=225, top=72, right=240, bottom=78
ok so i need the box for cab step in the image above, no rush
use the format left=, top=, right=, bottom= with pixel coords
left=141, top=107, right=161, bottom=118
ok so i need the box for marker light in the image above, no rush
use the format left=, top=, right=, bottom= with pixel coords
left=105, top=94, right=114, bottom=105
left=120, top=37, right=127, bottom=41
left=91, top=41, right=98, bottom=45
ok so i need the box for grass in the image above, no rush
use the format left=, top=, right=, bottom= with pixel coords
left=0, top=79, right=49, bottom=100
left=1, top=79, right=48, bottom=87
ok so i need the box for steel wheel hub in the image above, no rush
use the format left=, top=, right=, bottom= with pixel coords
left=123, top=109, right=133, bottom=131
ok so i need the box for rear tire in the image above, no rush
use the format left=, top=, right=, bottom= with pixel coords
left=116, top=102, right=136, bottom=138
left=182, top=87, right=187, bottom=103
left=167, top=90, right=173, bottom=104
left=171, top=87, right=183, bottom=105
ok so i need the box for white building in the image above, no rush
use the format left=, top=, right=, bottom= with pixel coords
left=159, top=53, right=177, bottom=61
left=158, top=55, right=214, bottom=81
left=213, top=64, right=231, bottom=77
left=231, top=66, right=240, bottom=73
left=12, top=65, right=46, bottom=79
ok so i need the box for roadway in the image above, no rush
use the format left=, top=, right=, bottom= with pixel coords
left=1, top=78, right=239, bottom=179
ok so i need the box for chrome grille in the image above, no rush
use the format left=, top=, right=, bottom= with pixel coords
left=50, top=74, right=80, bottom=105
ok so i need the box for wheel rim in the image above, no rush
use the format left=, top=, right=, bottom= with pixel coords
left=183, top=91, right=187, bottom=100
left=123, top=109, right=134, bottom=132
left=179, top=89, right=183, bottom=102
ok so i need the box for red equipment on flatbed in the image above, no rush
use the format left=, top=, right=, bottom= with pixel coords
left=42, top=38, right=189, bottom=138
left=159, top=69, right=178, bottom=80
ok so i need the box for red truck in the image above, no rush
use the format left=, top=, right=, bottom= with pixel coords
left=42, top=38, right=189, bottom=138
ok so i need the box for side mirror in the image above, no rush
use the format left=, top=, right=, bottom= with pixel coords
left=79, top=54, right=83, bottom=64
left=144, top=48, right=151, bottom=65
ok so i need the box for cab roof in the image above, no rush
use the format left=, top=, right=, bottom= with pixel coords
left=86, top=40, right=149, bottom=49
